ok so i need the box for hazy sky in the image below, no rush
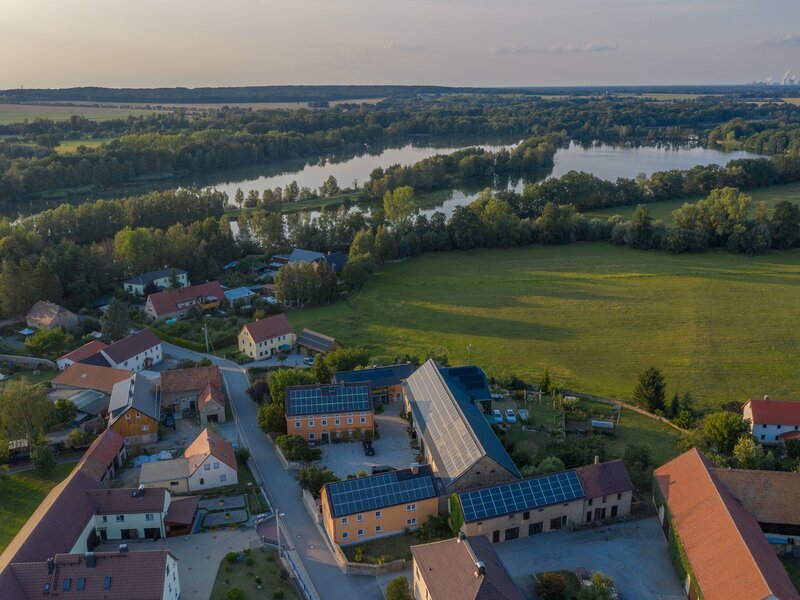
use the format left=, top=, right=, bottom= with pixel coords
left=2, top=0, right=800, bottom=88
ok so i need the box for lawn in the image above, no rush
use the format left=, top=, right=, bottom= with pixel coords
left=0, top=103, right=158, bottom=124
left=210, top=547, right=297, bottom=600
left=342, top=532, right=416, bottom=563
left=5, top=368, right=58, bottom=387
left=289, top=243, right=800, bottom=412
left=54, top=138, right=115, bottom=154
left=582, top=182, right=800, bottom=224
left=0, top=462, right=77, bottom=553
left=782, top=556, right=800, bottom=594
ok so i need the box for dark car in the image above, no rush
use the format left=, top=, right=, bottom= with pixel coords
left=363, top=441, right=375, bottom=456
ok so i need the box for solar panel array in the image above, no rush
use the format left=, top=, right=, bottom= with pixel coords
left=327, top=470, right=437, bottom=517
left=405, top=361, right=483, bottom=482
left=458, top=471, right=585, bottom=522
left=286, top=383, right=371, bottom=416
left=445, top=366, right=489, bottom=393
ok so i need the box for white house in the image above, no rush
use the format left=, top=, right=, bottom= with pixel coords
left=185, top=429, right=238, bottom=492
left=100, top=330, right=162, bottom=372
left=124, top=268, right=188, bottom=297
left=89, top=487, right=171, bottom=542
left=56, top=339, right=109, bottom=371
left=743, top=397, right=800, bottom=445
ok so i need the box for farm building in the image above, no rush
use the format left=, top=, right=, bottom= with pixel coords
left=285, top=382, right=374, bottom=442
left=333, top=362, right=415, bottom=404
left=743, top=397, right=800, bottom=445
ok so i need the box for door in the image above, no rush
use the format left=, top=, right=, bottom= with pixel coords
left=492, top=530, right=500, bottom=543
left=611, top=505, right=618, bottom=518
left=98, top=528, right=107, bottom=542
left=144, top=528, right=161, bottom=540
left=594, top=508, right=602, bottom=521
left=586, top=511, right=592, bottom=523
left=321, top=432, right=330, bottom=443
left=206, top=414, right=219, bottom=424
left=528, top=522, right=543, bottom=536
left=504, top=527, right=519, bottom=541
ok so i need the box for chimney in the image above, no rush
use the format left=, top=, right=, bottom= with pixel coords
left=119, top=544, right=128, bottom=555
left=764, top=395, right=770, bottom=401
left=410, top=462, right=419, bottom=475
left=474, top=561, right=486, bottom=577
left=593, top=455, right=600, bottom=465
left=46, top=558, right=54, bottom=574
left=85, top=552, right=96, bottom=568
left=137, top=484, right=145, bottom=496
left=458, top=531, right=466, bottom=542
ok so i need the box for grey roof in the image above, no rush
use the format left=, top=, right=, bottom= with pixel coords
left=285, top=383, right=372, bottom=416
left=404, top=360, right=521, bottom=488
left=296, top=328, right=338, bottom=353
left=287, top=248, right=325, bottom=264
left=124, top=268, right=187, bottom=287
left=223, top=287, right=255, bottom=302
left=324, top=465, right=436, bottom=518
left=108, top=374, right=160, bottom=423
left=333, top=363, right=416, bottom=390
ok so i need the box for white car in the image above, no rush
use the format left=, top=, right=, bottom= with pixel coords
left=505, top=409, right=517, bottom=424
left=492, top=409, right=503, bottom=424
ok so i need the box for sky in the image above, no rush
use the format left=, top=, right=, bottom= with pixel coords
left=2, top=0, right=800, bottom=88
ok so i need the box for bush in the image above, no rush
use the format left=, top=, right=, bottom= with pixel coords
left=225, top=551, right=239, bottom=564
left=235, top=447, right=251, bottom=464
left=275, top=434, right=322, bottom=462
left=297, top=465, right=340, bottom=497
left=536, top=572, right=567, bottom=600
left=272, top=591, right=285, bottom=600
left=65, top=428, right=92, bottom=449
left=31, top=445, right=55, bottom=475
left=386, top=576, right=412, bottom=600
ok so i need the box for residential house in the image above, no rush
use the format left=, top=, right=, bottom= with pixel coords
left=50, top=364, right=135, bottom=421
left=296, top=328, right=341, bottom=356
left=455, top=462, right=631, bottom=544
left=411, top=535, right=525, bottom=600
left=26, top=301, right=79, bottom=332
left=333, top=363, right=415, bottom=404
left=403, top=360, right=521, bottom=493
left=107, top=374, right=160, bottom=445
left=140, top=428, right=238, bottom=493
left=323, top=251, right=347, bottom=273
left=89, top=487, right=170, bottom=542
left=653, top=448, right=800, bottom=600
left=84, top=329, right=163, bottom=372
left=56, top=340, right=108, bottom=371
left=743, top=397, right=800, bottom=445
left=160, top=365, right=226, bottom=425
left=287, top=248, right=325, bottom=265
left=123, top=268, right=188, bottom=297
left=238, top=314, right=295, bottom=360
left=74, top=430, right=127, bottom=485
left=321, top=465, right=439, bottom=546
left=285, top=382, right=374, bottom=443
left=223, top=287, right=256, bottom=303
left=144, top=281, right=224, bottom=321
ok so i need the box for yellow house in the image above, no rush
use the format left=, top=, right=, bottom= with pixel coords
left=321, top=465, right=439, bottom=546
left=238, top=314, right=295, bottom=360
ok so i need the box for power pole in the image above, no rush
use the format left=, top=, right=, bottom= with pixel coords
left=466, top=344, right=472, bottom=363
left=204, top=323, right=210, bottom=354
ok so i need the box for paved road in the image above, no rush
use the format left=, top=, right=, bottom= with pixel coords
left=162, top=343, right=384, bottom=600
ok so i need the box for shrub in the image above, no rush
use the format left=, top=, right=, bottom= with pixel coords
left=31, top=445, right=55, bottom=475
left=225, top=551, right=239, bottom=564
left=536, top=572, right=567, bottom=600
left=276, top=434, right=322, bottom=462
left=386, top=576, right=412, bottom=600
left=235, top=447, right=251, bottom=464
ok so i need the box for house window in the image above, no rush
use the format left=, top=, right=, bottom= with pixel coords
left=115, top=515, right=124, bottom=522
left=375, top=525, right=382, bottom=533
left=220, top=474, right=227, bottom=482
left=347, top=412, right=353, bottom=416
left=213, top=462, right=220, bottom=469
left=762, top=424, right=767, bottom=428
left=334, top=419, right=340, bottom=426
left=357, top=515, right=363, bottom=523
left=523, top=511, right=530, bottom=521
left=126, top=413, right=131, bottom=420
left=341, top=517, right=348, bottom=525
left=761, top=434, right=765, bottom=440
left=103, top=577, right=112, bottom=590
left=588, top=498, right=593, bottom=506
left=136, top=412, right=140, bottom=419
left=200, top=478, right=205, bottom=485
left=342, top=532, right=349, bottom=540
left=407, top=518, right=417, bottom=526
left=170, top=481, right=180, bottom=486
left=204, top=464, right=211, bottom=471
left=347, top=418, right=353, bottom=425
left=617, top=493, right=622, bottom=500
left=142, top=425, right=149, bottom=431
left=145, top=514, right=154, bottom=521
left=63, top=578, right=71, bottom=591
left=102, top=516, right=107, bottom=523
left=309, top=421, right=314, bottom=428
left=295, top=421, right=301, bottom=429
left=77, top=579, right=85, bottom=591
left=357, top=529, right=364, bottom=537
left=360, top=417, right=366, bottom=424
left=777, top=425, right=782, bottom=429
left=375, top=511, right=382, bottom=519
left=322, top=420, right=328, bottom=427
left=406, top=504, right=416, bottom=512
left=309, top=433, right=315, bottom=440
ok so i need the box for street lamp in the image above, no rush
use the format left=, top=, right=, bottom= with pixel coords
left=277, top=512, right=286, bottom=557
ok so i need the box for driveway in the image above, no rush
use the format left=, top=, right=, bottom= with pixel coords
left=241, top=351, right=310, bottom=369
left=96, top=529, right=261, bottom=600
left=494, top=518, right=685, bottom=600
left=319, top=401, right=416, bottom=479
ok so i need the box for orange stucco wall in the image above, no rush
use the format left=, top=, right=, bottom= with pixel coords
left=286, top=411, right=374, bottom=442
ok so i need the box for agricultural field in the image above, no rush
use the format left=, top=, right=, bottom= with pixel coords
left=290, top=243, right=800, bottom=411
left=581, top=182, right=800, bottom=224
left=54, top=138, right=115, bottom=154
left=0, top=103, right=158, bottom=124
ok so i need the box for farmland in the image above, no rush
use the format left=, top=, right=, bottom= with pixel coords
left=0, top=103, right=158, bottom=124
left=290, top=243, right=800, bottom=411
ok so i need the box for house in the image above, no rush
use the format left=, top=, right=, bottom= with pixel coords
left=454, top=460, right=632, bottom=544
left=51, top=364, right=135, bottom=420
left=160, top=365, right=226, bottom=425
left=295, top=328, right=341, bottom=356
left=56, top=340, right=108, bottom=371
left=321, top=464, right=438, bottom=546
left=238, top=314, right=295, bottom=360
left=403, top=360, right=521, bottom=493
left=653, top=449, right=800, bottom=600
left=285, top=382, right=374, bottom=443
left=223, top=287, right=256, bottom=303
left=144, top=281, right=224, bottom=320
left=88, top=487, right=171, bottom=542
left=287, top=248, right=325, bottom=265
left=87, top=329, right=163, bottom=372
left=743, top=397, right=800, bottom=445
left=333, top=362, right=415, bottom=404
left=123, top=267, right=188, bottom=297
left=140, top=428, right=238, bottom=493
left=26, top=301, right=79, bottom=332
left=323, top=251, right=347, bottom=273
left=74, top=430, right=127, bottom=485
left=107, top=374, right=160, bottom=445
left=411, top=535, right=524, bottom=600
left=2, top=549, right=181, bottom=600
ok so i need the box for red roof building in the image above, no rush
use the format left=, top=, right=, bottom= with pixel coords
left=238, top=314, right=295, bottom=360
left=144, top=281, right=224, bottom=320
left=56, top=340, right=108, bottom=372
left=743, top=398, right=800, bottom=445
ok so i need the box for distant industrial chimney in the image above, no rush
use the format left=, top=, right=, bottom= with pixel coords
left=474, top=561, right=486, bottom=577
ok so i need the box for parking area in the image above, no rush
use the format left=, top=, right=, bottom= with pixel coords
left=494, top=518, right=685, bottom=600
left=319, top=401, right=417, bottom=479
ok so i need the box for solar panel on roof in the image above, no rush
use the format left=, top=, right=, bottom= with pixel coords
left=327, top=469, right=437, bottom=517
left=458, top=471, right=584, bottom=522
left=287, top=384, right=371, bottom=415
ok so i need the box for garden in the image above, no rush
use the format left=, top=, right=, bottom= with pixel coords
left=210, top=547, right=297, bottom=600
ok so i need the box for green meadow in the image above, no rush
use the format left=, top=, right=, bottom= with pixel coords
left=0, top=104, right=157, bottom=125
left=290, top=243, right=800, bottom=411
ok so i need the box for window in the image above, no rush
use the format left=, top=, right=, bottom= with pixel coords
left=103, top=577, right=112, bottom=590
left=347, top=412, right=353, bottom=417
left=204, top=464, right=211, bottom=471
left=63, top=579, right=71, bottom=591
left=375, top=511, right=382, bottom=519
left=617, top=493, right=622, bottom=500
left=549, top=516, right=566, bottom=530
left=761, top=434, right=765, bottom=440
left=145, top=513, right=154, bottom=521
left=213, top=462, right=220, bottom=469
left=170, top=481, right=180, bottom=486
left=529, top=522, right=543, bottom=535
left=492, top=530, right=500, bottom=543
left=220, top=474, right=227, bottom=482
left=375, top=525, right=382, bottom=533
left=102, top=515, right=107, bottom=523
left=77, top=579, right=85, bottom=591
left=200, top=478, right=205, bottom=485
left=309, top=421, right=314, bottom=428
left=407, top=518, right=417, bottom=525
left=505, top=527, right=519, bottom=541
left=126, top=413, right=131, bottom=420
left=357, top=515, right=364, bottom=523
left=762, top=424, right=767, bottom=428
left=309, top=433, right=315, bottom=440
left=295, top=421, right=301, bottom=429
left=334, top=419, right=340, bottom=425
left=357, top=529, right=364, bottom=537
left=322, top=420, right=328, bottom=426
left=523, top=511, right=530, bottom=521
left=588, top=498, right=593, bottom=506
left=778, top=424, right=782, bottom=429
left=602, top=496, right=607, bottom=503
left=142, top=425, right=149, bottom=431
left=115, top=515, right=125, bottom=522
left=406, top=504, right=416, bottom=512
left=136, top=412, right=140, bottom=419
left=347, top=418, right=353, bottom=425
left=341, top=518, right=348, bottom=525
left=342, top=532, right=349, bottom=540
left=360, top=417, right=366, bottom=424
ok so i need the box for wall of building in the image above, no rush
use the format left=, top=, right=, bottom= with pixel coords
left=67, top=518, right=99, bottom=555
left=109, top=410, right=159, bottom=445
left=752, top=422, right=800, bottom=445
left=461, top=499, right=585, bottom=543
left=446, top=455, right=519, bottom=494
left=125, top=273, right=188, bottom=297
left=187, top=456, right=238, bottom=492
left=142, top=478, right=190, bottom=495
left=287, top=412, right=374, bottom=442
left=200, top=403, right=226, bottom=426
left=163, top=554, right=181, bottom=600
left=412, top=559, right=431, bottom=600
left=95, top=510, right=167, bottom=540
left=238, top=330, right=295, bottom=360
left=106, top=344, right=162, bottom=372
left=322, top=493, right=439, bottom=546
left=581, top=490, right=633, bottom=524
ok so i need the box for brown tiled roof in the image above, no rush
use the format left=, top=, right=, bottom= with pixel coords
left=161, top=365, right=221, bottom=394
left=102, top=329, right=161, bottom=364
left=26, top=301, right=76, bottom=328
left=59, top=340, right=107, bottom=364
left=75, top=430, right=124, bottom=481
left=147, top=281, right=224, bottom=317
left=8, top=550, right=173, bottom=599
left=574, top=459, right=633, bottom=499
left=411, top=536, right=524, bottom=600
left=654, top=449, right=800, bottom=600
left=184, top=428, right=237, bottom=475
left=52, top=364, right=133, bottom=395
left=242, top=314, right=293, bottom=344
left=86, top=487, right=167, bottom=515
left=712, top=468, right=800, bottom=527
left=197, top=383, right=225, bottom=412
left=745, top=398, right=800, bottom=426
left=165, top=496, right=199, bottom=525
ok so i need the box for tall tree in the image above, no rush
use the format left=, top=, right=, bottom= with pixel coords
left=632, top=367, right=666, bottom=412
left=101, top=298, right=133, bottom=342
left=383, top=186, right=416, bottom=230
left=0, top=381, right=54, bottom=444
left=703, top=411, right=750, bottom=455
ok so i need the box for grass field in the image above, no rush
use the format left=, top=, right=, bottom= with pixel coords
left=781, top=556, right=800, bottom=593
left=289, top=243, right=800, bottom=411
left=582, top=182, right=800, bottom=224
left=54, top=138, right=115, bottom=154
left=0, top=462, right=77, bottom=553
left=210, top=547, right=297, bottom=600
left=0, top=104, right=157, bottom=124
